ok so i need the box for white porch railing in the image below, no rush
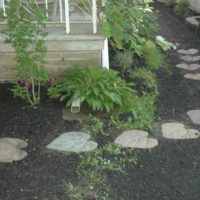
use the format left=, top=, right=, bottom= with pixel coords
left=0, top=0, right=98, bottom=34
left=0, top=0, right=109, bottom=68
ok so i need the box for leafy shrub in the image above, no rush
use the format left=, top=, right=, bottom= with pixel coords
left=3, top=0, right=48, bottom=106
left=130, top=69, right=158, bottom=95
left=49, top=65, right=136, bottom=113
left=114, top=51, right=133, bottom=77
left=174, top=0, right=190, bottom=17
left=142, top=41, right=165, bottom=70
left=101, top=0, right=157, bottom=56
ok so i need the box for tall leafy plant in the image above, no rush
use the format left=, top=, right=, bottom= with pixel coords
left=3, top=0, right=48, bottom=106
left=101, top=0, right=157, bottom=56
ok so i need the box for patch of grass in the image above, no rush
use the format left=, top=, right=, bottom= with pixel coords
left=142, top=45, right=165, bottom=70
left=65, top=143, right=136, bottom=200
left=165, top=0, right=176, bottom=8
left=110, top=94, right=156, bottom=132
left=174, top=0, right=190, bottom=17
left=130, top=69, right=158, bottom=96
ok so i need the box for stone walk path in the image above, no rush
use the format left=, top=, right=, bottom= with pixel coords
left=0, top=138, right=28, bottom=162
left=113, top=46, right=200, bottom=150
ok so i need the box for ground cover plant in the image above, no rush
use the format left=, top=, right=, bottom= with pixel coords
left=3, top=0, right=49, bottom=106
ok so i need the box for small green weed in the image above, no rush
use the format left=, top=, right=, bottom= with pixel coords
left=64, top=182, right=86, bottom=200
left=65, top=143, right=136, bottom=200
left=165, top=0, right=176, bottom=8
left=82, top=115, right=105, bottom=137
left=78, top=143, right=136, bottom=174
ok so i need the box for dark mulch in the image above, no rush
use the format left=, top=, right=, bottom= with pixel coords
left=1, top=2, right=200, bottom=200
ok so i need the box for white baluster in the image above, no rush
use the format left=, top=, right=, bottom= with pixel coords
left=59, top=0, right=63, bottom=22
left=64, top=0, right=70, bottom=34
left=2, top=0, right=6, bottom=17
left=92, top=0, right=97, bottom=34
left=45, top=0, right=48, bottom=18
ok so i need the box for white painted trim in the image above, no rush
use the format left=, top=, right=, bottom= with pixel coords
left=92, top=0, right=97, bottom=34
left=102, top=37, right=109, bottom=69
left=65, top=0, right=70, bottom=34
left=59, top=0, right=63, bottom=22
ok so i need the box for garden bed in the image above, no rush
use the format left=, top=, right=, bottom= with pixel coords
left=1, top=2, right=200, bottom=200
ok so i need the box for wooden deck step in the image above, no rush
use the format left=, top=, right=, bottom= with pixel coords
left=0, top=23, right=105, bottom=82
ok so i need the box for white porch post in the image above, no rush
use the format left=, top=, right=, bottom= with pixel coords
left=102, top=38, right=109, bottom=69
left=64, top=0, right=70, bottom=34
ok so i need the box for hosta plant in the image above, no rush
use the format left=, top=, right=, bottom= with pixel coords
left=48, top=65, right=136, bottom=113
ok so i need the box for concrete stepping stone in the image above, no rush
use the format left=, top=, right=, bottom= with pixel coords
left=186, top=16, right=200, bottom=27
left=0, top=143, right=27, bottom=163
left=176, top=63, right=200, bottom=70
left=114, top=130, right=158, bottom=149
left=46, top=132, right=98, bottom=152
left=177, top=49, right=198, bottom=55
left=161, top=123, right=200, bottom=139
left=184, top=73, right=200, bottom=80
left=0, top=138, right=28, bottom=148
left=187, top=110, right=200, bottom=125
left=180, top=55, right=200, bottom=62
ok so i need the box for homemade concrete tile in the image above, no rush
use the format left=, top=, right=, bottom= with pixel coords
left=184, top=73, right=200, bottom=80
left=114, top=130, right=158, bottom=149
left=0, top=143, right=27, bottom=163
left=187, top=110, right=200, bottom=125
left=62, top=108, right=89, bottom=122
left=180, top=55, right=200, bottom=62
left=0, top=138, right=28, bottom=148
left=177, top=49, right=198, bottom=55
left=176, top=63, right=200, bottom=70
left=186, top=16, right=200, bottom=27
left=161, top=123, right=200, bottom=139
left=46, top=132, right=98, bottom=152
